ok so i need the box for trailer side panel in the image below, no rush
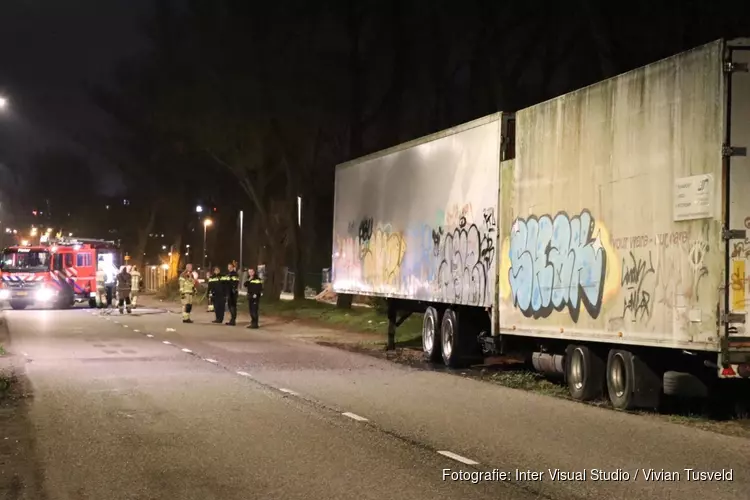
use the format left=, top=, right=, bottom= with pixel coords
left=332, top=115, right=502, bottom=308
left=497, top=40, right=725, bottom=351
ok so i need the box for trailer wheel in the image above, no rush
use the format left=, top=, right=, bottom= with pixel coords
left=606, top=349, right=637, bottom=410
left=422, top=306, right=442, bottom=363
left=565, top=344, right=605, bottom=401
left=88, top=298, right=97, bottom=308
left=10, top=301, right=27, bottom=311
left=441, top=308, right=471, bottom=368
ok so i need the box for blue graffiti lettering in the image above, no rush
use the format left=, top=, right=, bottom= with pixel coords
left=508, top=210, right=606, bottom=322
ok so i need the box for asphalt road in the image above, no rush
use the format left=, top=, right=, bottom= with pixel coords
left=0, top=306, right=542, bottom=500
left=81, top=299, right=750, bottom=500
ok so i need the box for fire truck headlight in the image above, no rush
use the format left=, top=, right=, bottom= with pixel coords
left=35, top=288, right=56, bottom=302
left=0, top=289, right=10, bottom=300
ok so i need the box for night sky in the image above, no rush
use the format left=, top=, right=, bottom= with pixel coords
left=0, top=0, right=152, bottom=193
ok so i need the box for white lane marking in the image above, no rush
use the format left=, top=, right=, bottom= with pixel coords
left=146, top=334, right=154, bottom=338
left=133, top=329, right=140, bottom=333
left=437, top=451, right=479, bottom=466
left=205, top=358, right=218, bottom=364
left=21, top=352, right=28, bottom=357
left=278, top=388, right=298, bottom=396
left=123, top=325, right=129, bottom=328
left=236, top=371, right=252, bottom=377
left=113, top=320, right=119, bottom=324
left=162, top=341, right=172, bottom=345
left=342, top=412, right=369, bottom=422
left=181, top=348, right=193, bottom=353
left=166, top=328, right=176, bottom=332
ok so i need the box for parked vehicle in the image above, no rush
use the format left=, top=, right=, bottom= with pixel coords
left=330, top=38, right=750, bottom=410
left=0, top=237, right=120, bottom=310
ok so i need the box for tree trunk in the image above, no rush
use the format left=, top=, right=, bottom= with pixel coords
left=383, top=0, right=407, bottom=146
left=428, top=5, right=446, bottom=131
left=168, top=235, right=182, bottom=280
left=337, top=1, right=366, bottom=310
left=247, top=211, right=262, bottom=270
left=263, top=238, right=284, bottom=302
left=134, top=200, right=159, bottom=270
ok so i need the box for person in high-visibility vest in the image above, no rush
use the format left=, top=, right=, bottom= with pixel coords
left=95, top=267, right=107, bottom=308
left=206, top=270, right=215, bottom=313
left=130, top=265, right=142, bottom=308
left=207, top=266, right=225, bottom=323
left=244, top=268, right=263, bottom=329
left=224, top=262, right=240, bottom=326
left=116, top=266, right=133, bottom=314
left=178, top=264, right=199, bottom=323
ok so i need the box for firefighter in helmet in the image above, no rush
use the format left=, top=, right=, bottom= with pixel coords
left=95, top=264, right=107, bottom=308
left=178, top=263, right=199, bottom=323
left=117, top=266, right=133, bottom=314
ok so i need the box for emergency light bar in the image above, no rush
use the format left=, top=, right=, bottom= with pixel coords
left=43, top=237, right=118, bottom=248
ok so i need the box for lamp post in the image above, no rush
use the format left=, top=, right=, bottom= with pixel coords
left=202, top=218, right=212, bottom=270
left=239, top=210, right=243, bottom=275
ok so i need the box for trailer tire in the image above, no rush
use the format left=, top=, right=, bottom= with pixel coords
left=663, top=371, right=708, bottom=399
left=441, top=308, right=470, bottom=368
left=422, top=306, right=442, bottom=363
left=565, top=344, right=605, bottom=401
left=606, top=349, right=637, bottom=410
left=10, top=301, right=27, bottom=311
left=88, top=298, right=97, bottom=308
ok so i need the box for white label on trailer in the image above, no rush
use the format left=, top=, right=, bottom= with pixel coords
left=673, top=174, right=713, bottom=221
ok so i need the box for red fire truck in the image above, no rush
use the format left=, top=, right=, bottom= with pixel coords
left=0, top=237, right=121, bottom=310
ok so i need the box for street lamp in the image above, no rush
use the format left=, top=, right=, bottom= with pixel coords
left=196, top=205, right=203, bottom=213
left=0, top=96, right=8, bottom=111
left=202, top=218, right=212, bottom=270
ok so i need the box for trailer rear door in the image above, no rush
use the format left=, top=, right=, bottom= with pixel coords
left=724, top=39, right=750, bottom=363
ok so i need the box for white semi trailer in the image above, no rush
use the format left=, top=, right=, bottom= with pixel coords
left=331, top=39, right=750, bottom=410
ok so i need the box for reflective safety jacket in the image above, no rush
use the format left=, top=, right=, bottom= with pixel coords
left=130, top=270, right=141, bottom=291
left=224, top=270, right=240, bottom=299
left=208, top=272, right=225, bottom=298
left=179, top=272, right=197, bottom=295
left=244, top=278, right=263, bottom=300
left=117, top=271, right=132, bottom=294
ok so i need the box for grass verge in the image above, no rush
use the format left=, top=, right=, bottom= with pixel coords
left=262, top=299, right=423, bottom=347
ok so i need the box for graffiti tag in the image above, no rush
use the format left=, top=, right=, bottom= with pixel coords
left=621, top=251, right=655, bottom=321
left=508, top=210, right=607, bottom=322
left=435, top=211, right=496, bottom=306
